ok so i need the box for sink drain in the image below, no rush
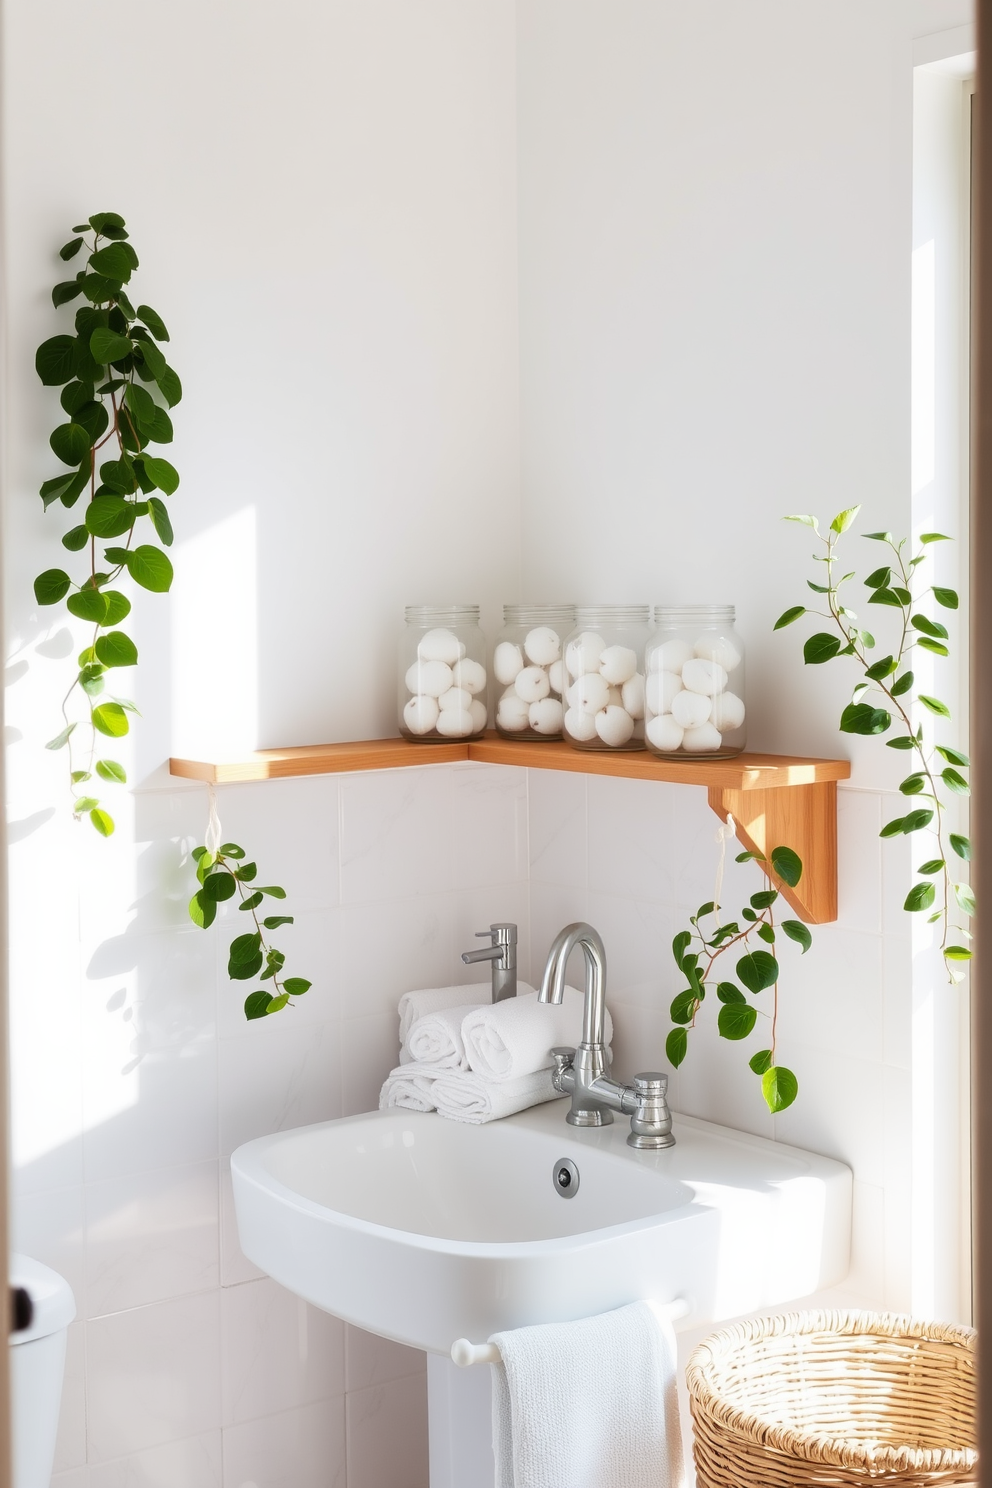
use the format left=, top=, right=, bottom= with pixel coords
left=553, top=1157, right=579, bottom=1198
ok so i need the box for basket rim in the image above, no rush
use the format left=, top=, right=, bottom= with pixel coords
left=685, top=1309, right=977, bottom=1473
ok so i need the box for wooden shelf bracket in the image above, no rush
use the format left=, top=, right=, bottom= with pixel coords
left=709, top=780, right=838, bottom=924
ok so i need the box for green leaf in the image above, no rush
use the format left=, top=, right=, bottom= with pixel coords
left=718, top=1003, right=757, bottom=1040
left=918, top=858, right=944, bottom=875
left=33, top=568, right=71, bottom=605
left=867, top=588, right=902, bottom=608
left=157, top=364, right=183, bottom=407
left=736, top=950, right=779, bottom=994
left=770, top=845, right=802, bottom=887
left=757, top=922, right=776, bottom=944
left=41, top=474, right=75, bottom=507
left=102, top=590, right=131, bottom=624
left=189, top=890, right=217, bottom=929
left=239, top=891, right=264, bottom=911
left=773, top=606, right=806, bottom=630
left=235, top=862, right=257, bottom=882
left=134, top=303, right=170, bottom=341
left=749, top=1049, right=773, bottom=1075
left=259, top=885, right=287, bottom=898
left=89, top=327, right=132, bottom=363
left=665, top=1027, right=687, bottom=1068
left=265, top=994, right=290, bottom=1014
left=127, top=545, right=173, bottom=592
left=945, top=945, right=973, bottom=962
left=59, top=380, right=94, bottom=415
left=59, top=237, right=84, bottom=261
left=863, top=530, right=893, bottom=541
left=864, top=655, right=896, bottom=681
left=72, top=400, right=110, bottom=445
left=933, top=586, right=959, bottom=609
left=36, top=334, right=76, bottom=385
left=903, top=808, right=935, bottom=833
left=283, top=978, right=311, bottom=996
left=749, top=889, right=778, bottom=909
left=952, top=881, right=976, bottom=915
left=803, top=633, right=841, bottom=665
left=85, top=496, right=135, bottom=538
left=864, top=566, right=891, bottom=589
left=89, top=242, right=136, bottom=282
left=920, top=532, right=950, bottom=544
left=229, top=941, right=264, bottom=980
left=92, top=702, right=128, bottom=737
left=911, top=614, right=949, bottom=639
left=919, top=694, right=951, bottom=718
left=142, top=455, right=180, bottom=495
left=66, top=588, right=109, bottom=623
left=90, top=808, right=114, bottom=837
left=830, top=505, right=860, bottom=534
left=890, top=671, right=914, bottom=697
left=784, top=514, right=819, bottom=528
left=56, top=464, right=91, bottom=510
left=50, top=422, right=91, bottom=466
left=45, top=723, right=76, bottom=750
left=52, top=279, right=84, bottom=308
left=134, top=332, right=167, bottom=378
left=142, top=405, right=174, bottom=445
left=148, top=496, right=174, bottom=546
left=762, top=1065, right=798, bottom=1113
left=71, top=770, right=91, bottom=783
left=950, top=833, right=971, bottom=860
left=123, top=381, right=158, bottom=431
left=899, top=774, right=925, bottom=795
left=886, top=738, right=916, bottom=753
left=202, top=871, right=237, bottom=903
left=94, top=631, right=137, bottom=668
left=670, top=990, right=700, bottom=1024
left=88, top=211, right=128, bottom=238
left=219, top=843, right=245, bottom=857
left=942, top=767, right=970, bottom=796
left=904, top=881, right=936, bottom=912
left=95, top=759, right=126, bottom=783
left=716, top=982, right=745, bottom=1004
left=840, top=702, right=891, bottom=735
left=672, top=930, right=693, bottom=967
left=244, top=992, right=273, bottom=1020
left=263, top=916, right=295, bottom=929
left=781, top=919, right=812, bottom=952
left=916, top=637, right=949, bottom=657
left=936, top=745, right=969, bottom=767
left=695, top=901, right=715, bottom=919
left=78, top=662, right=105, bottom=696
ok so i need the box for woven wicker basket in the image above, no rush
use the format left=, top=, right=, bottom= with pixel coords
left=686, top=1310, right=977, bottom=1487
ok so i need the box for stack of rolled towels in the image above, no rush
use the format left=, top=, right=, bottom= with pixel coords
left=379, top=981, right=613, bottom=1125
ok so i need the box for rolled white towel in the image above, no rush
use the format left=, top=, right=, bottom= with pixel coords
left=398, top=982, right=498, bottom=1045
left=432, top=1068, right=559, bottom=1125
left=405, top=1003, right=484, bottom=1071
left=379, top=1063, right=439, bottom=1112
left=462, top=987, right=612, bottom=1082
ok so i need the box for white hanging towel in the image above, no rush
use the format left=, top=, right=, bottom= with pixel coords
left=402, top=1002, right=485, bottom=1070
left=378, top=1062, right=439, bottom=1112
left=431, top=1068, right=559, bottom=1125
left=398, top=981, right=537, bottom=1045
left=490, top=1300, right=684, bottom=1488
left=462, top=987, right=612, bottom=1082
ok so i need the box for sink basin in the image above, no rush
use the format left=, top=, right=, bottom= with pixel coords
left=231, top=1096, right=851, bottom=1353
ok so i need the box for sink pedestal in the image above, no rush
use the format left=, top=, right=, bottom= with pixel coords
left=427, top=1355, right=494, bottom=1488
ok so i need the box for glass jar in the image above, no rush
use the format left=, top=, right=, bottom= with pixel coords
left=492, top=604, right=576, bottom=740
left=562, top=605, right=651, bottom=751
left=398, top=605, right=488, bottom=741
left=645, top=605, right=746, bottom=758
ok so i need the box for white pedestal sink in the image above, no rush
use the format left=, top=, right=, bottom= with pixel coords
left=232, top=1097, right=851, bottom=1485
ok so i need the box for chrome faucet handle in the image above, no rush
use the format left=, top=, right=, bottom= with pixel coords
left=627, top=1071, right=675, bottom=1150
left=461, top=924, right=517, bottom=1002
left=550, top=1046, right=575, bottom=1092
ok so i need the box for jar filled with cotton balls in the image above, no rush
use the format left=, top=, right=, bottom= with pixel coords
left=398, top=605, right=489, bottom=742
left=562, top=605, right=651, bottom=751
left=492, top=604, right=575, bottom=740
left=645, top=605, right=746, bottom=758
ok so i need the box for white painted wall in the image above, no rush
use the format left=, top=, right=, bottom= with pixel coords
left=0, top=0, right=975, bottom=1484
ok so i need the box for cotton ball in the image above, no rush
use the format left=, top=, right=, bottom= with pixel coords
left=418, top=628, right=465, bottom=664
left=438, top=686, right=472, bottom=713
left=497, top=694, right=531, bottom=732
left=524, top=626, right=561, bottom=666
left=564, top=706, right=597, bottom=742
left=452, top=658, right=487, bottom=695
left=599, top=644, right=637, bottom=685
left=622, top=672, right=645, bottom=720
left=649, top=638, right=692, bottom=673
left=405, top=659, right=453, bottom=698
left=494, top=641, right=524, bottom=686
left=573, top=673, right=610, bottom=714
left=595, top=705, right=635, bottom=747
left=515, top=665, right=551, bottom=704
left=529, top=697, right=564, bottom=734
left=436, top=708, right=475, bottom=738
left=681, top=657, right=728, bottom=697
left=403, top=695, right=439, bottom=735
left=693, top=635, right=742, bottom=672
left=710, top=692, right=746, bottom=732
left=646, top=714, right=684, bottom=752
left=645, top=670, right=681, bottom=717
left=566, top=632, right=606, bottom=678
left=469, top=699, right=488, bottom=733
left=548, top=659, right=565, bottom=695
left=671, top=690, right=712, bottom=729
left=682, top=722, right=723, bottom=752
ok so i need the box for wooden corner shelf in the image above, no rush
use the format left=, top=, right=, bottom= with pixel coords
left=169, top=734, right=850, bottom=925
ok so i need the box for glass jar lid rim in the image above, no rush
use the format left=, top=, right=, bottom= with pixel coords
left=405, top=603, right=481, bottom=620
left=502, top=603, right=576, bottom=621
left=653, top=603, right=736, bottom=621
left=574, top=604, right=650, bottom=621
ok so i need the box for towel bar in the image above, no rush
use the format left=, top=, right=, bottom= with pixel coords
left=450, top=1296, right=691, bottom=1367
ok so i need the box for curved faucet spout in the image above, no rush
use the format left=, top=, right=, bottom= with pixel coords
left=539, top=922, right=608, bottom=1049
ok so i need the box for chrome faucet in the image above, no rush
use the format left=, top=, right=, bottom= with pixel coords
left=539, top=922, right=675, bottom=1149
left=461, top=923, right=517, bottom=1002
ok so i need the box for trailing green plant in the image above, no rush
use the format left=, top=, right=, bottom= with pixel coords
left=776, top=507, right=972, bottom=981
left=189, top=842, right=311, bottom=1018
left=32, top=211, right=181, bottom=835
left=665, top=844, right=808, bottom=1113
